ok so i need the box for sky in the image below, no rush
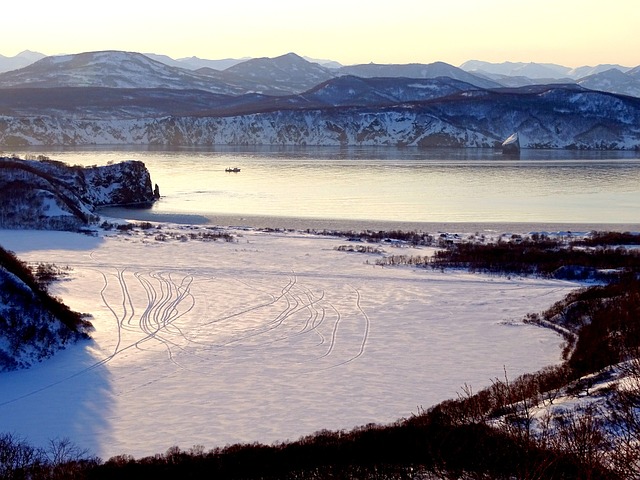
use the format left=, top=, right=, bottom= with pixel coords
left=2, top=0, right=639, bottom=67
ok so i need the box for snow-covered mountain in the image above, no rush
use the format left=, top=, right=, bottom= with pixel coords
left=0, top=50, right=639, bottom=149
left=0, top=51, right=339, bottom=96
left=339, top=61, right=501, bottom=89
left=460, top=60, right=640, bottom=97
left=0, top=51, right=246, bottom=94
left=0, top=76, right=482, bottom=120
left=461, top=60, right=633, bottom=80
left=460, top=60, right=571, bottom=80
left=577, top=68, right=640, bottom=98
left=460, top=60, right=573, bottom=79
left=627, top=65, right=640, bottom=79
left=221, top=52, right=336, bottom=94
left=2, top=50, right=639, bottom=99
left=1, top=85, right=638, bottom=149
left=0, top=50, right=45, bottom=73
left=146, top=53, right=248, bottom=71
left=568, top=63, right=632, bottom=78
left=301, top=75, right=483, bottom=107
left=3, top=50, right=639, bottom=102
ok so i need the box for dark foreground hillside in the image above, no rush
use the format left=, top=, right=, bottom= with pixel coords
left=2, top=232, right=640, bottom=478
left=0, top=245, right=91, bottom=371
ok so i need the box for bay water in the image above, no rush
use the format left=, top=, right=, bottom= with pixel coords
left=23, top=146, right=640, bottom=231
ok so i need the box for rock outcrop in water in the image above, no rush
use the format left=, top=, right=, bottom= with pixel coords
left=501, top=132, right=520, bottom=154
left=0, top=156, right=157, bottom=230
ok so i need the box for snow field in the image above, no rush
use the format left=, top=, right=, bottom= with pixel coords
left=0, top=227, right=580, bottom=458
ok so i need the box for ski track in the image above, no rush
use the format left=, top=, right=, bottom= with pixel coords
left=0, top=245, right=573, bottom=407
left=0, top=263, right=376, bottom=405
left=104, top=268, right=372, bottom=370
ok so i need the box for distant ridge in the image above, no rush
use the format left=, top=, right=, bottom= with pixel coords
left=0, top=50, right=46, bottom=73
left=1, top=50, right=638, bottom=98
left=0, top=50, right=247, bottom=94
left=0, top=50, right=639, bottom=150
left=339, top=61, right=501, bottom=89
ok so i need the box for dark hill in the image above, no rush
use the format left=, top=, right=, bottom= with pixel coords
left=0, top=156, right=158, bottom=230
left=0, top=245, right=92, bottom=371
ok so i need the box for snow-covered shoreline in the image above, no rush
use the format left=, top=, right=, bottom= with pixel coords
left=0, top=224, right=583, bottom=458
left=98, top=208, right=640, bottom=237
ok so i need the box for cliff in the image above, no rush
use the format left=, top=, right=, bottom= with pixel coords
left=0, top=157, right=158, bottom=230
left=0, top=85, right=639, bottom=149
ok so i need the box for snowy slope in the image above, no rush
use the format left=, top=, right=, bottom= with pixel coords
left=340, top=61, right=501, bottom=89
left=0, top=50, right=45, bottom=74
left=0, top=247, right=91, bottom=371
left=0, top=51, right=245, bottom=94
left=0, top=226, right=578, bottom=457
left=1, top=86, right=639, bottom=149
left=221, top=52, right=336, bottom=95
left=301, top=75, right=482, bottom=106
left=460, top=60, right=640, bottom=97
left=578, top=68, right=640, bottom=98
left=460, top=60, right=572, bottom=79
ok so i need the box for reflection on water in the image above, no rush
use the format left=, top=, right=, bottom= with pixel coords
left=20, top=146, right=640, bottom=226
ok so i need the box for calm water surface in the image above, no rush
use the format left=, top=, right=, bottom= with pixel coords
left=24, top=146, right=640, bottom=230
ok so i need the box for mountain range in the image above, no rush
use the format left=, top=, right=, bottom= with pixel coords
left=0, top=50, right=639, bottom=149
left=2, top=50, right=639, bottom=97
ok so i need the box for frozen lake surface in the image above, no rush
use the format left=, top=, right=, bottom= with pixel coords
left=0, top=227, right=580, bottom=458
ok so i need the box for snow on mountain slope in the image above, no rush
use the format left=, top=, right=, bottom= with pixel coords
left=0, top=87, right=240, bottom=119
left=461, top=60, right=572, bottom=79
left=569, top=64, right=632, bottom=78
left=628, top=66, right=640, bottom=79
left=0, top=50, right=45, bottom=74
left=302, top=76, right=482, bottom=106
left=0, top=76, right=484, bottom=120
left=0, top=51, right=245, bottom=94
left=578, top=69, right=640, bottom=98
left=423, top=86, right=640, bottom=149
left=340, top=61, right=501, bottom=89
left=1, top=86, right=638, bottom=149
left=222, top=52, right=336, bottom=94
left=0, top=110, right=496, bottom=147
left=461, top=61, right=640, bottom=97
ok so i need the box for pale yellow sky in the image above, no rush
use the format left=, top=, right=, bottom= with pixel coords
left=3, top=0, right=639, bottom=67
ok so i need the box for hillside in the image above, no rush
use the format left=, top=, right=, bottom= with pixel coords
left=0, top=156, right=158, bottom=230
left=2, top=51, right=640, bottom=100
left=0, top=51, right=245, bottom=95
left=339, top=60, right=501, bottom=89
left=1, top=51, right=640, bottom=149
left=0, top=76, right=480, bottom=119
left=1, top=84, right=639, bottom=149
left=0, top=246, right=92, bottom=371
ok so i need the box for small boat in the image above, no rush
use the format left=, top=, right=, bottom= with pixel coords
left=501, top=132, right=520, bottom=155
left=225, top=167, right=241, bottom=173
